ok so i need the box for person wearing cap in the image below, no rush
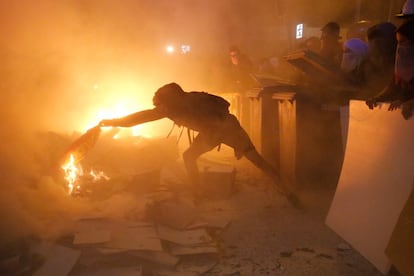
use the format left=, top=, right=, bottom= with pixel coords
left=361, top=22, right=398, bottom=99
left=320, top=22, right=343, bottom=66
left=366, top=22, right=397, bottom=74
left=366, top=19, right=414, bottom=119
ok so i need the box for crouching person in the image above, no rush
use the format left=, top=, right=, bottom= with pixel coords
left=99, top=82, right=301, bottom=208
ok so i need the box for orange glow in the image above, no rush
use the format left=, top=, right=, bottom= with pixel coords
left=61, top=153, right=81, bottom=194
left=90, top=169, right=110, bottom=181
left=74, top=80, right=165, bottom=139
left=166, top=44, right=175, bottom=54
left=61, top=153, right=109, bottom=195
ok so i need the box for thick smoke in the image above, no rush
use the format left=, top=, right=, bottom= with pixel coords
left=0, top=0, right=404, bottom=247
left=0, top=0, right=182, bottom=246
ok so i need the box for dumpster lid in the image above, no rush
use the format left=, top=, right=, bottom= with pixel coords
left=250, top=74, right=297, bottom=88
left=247, top=84, right=300, bottom=99
left=284, top=49, right=343, bottom=84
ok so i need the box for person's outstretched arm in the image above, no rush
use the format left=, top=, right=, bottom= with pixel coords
left=99, top=108, right=166, bottom=127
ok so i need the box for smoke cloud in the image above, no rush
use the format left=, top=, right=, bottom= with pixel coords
left=0, top=0, right=404, bottom=248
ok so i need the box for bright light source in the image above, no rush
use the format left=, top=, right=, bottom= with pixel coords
left=181, top=44, right=191, bottom=54
left=166, top=45, right=175, bottom=54
left=296, top=23, right=304, bottom=39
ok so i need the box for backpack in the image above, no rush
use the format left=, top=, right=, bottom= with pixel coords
left=187, top=91, right=230, bottom=119
left=163, top=91, right=231, bottom=144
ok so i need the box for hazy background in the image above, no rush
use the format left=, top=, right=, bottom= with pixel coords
left=0, top=0, right=406, bottom=245
left=0, top=0, right=404, bottom=132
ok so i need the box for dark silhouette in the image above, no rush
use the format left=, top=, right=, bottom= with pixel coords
left=320, top=22, right=343, bottom=66
left=99, top=83, right=301, bottom=207
left=226, top=45, right=255, bottom=92
left=366, top=19, right=414, bottom=119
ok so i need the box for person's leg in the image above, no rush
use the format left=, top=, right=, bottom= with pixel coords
left=221, top=115, right=302, bottom=207
left=182, top=133, right=217, bottom=196
left=244, top=149, right=301, bottom=208
left=243, top=148, right=287, bottom=194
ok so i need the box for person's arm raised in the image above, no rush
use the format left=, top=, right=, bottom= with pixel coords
left=99, top=108, right=166, bottom=127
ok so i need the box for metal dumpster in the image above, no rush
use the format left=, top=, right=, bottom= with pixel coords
left=246, top=85, right=298, bottom=186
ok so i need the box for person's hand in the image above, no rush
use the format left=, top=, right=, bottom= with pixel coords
left=388, top=100, right=402, bottom=111
left=99, top=119, right=116, bottom=127
left=365, top=98, right=378, bottom=110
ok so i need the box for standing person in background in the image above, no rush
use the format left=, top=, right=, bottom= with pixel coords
left=383, top=4, right=414, bottom=276
left=320, top=22, right=343, bottom=66
left=362, top=22, right=397, bottom=99
left=226, top=45, right=255, bottom=93
left=366, top=17, right=414, bottom=119
left=340, top=38, right=369, bottom=90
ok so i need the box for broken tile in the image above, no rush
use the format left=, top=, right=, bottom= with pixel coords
left=32, top=242, right=80, bottom=276
left=72, top=218, right=112, bottom=245
left=146, top=197, right=199, bottom=230
left=73, top=229, right=111, bottom=245
left=103, top=225, right=163, bottom=251
left=156, top=226, right=212, bottom=246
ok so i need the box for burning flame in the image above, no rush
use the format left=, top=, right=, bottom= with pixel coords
left=90, top=170, right=110, bottom=181
left=61, top=154, right=81, bottom=194
left=59, top=81, right=165, bottom=194
left=61, top=153, right=109, bottom=195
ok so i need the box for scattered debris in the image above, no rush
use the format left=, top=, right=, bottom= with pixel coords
left=156, top=226, right=212, bottom=246
left=146, top=196, right=200, bottom=230
left=8, top=130, right=383, bottom=275
left=32, top=242, right=81, bottom=276
left=200, top=164, right=236, bottom=199
left=103, top=224, right=163, bottom=251
left=73, top=219, right=112, bottom=245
